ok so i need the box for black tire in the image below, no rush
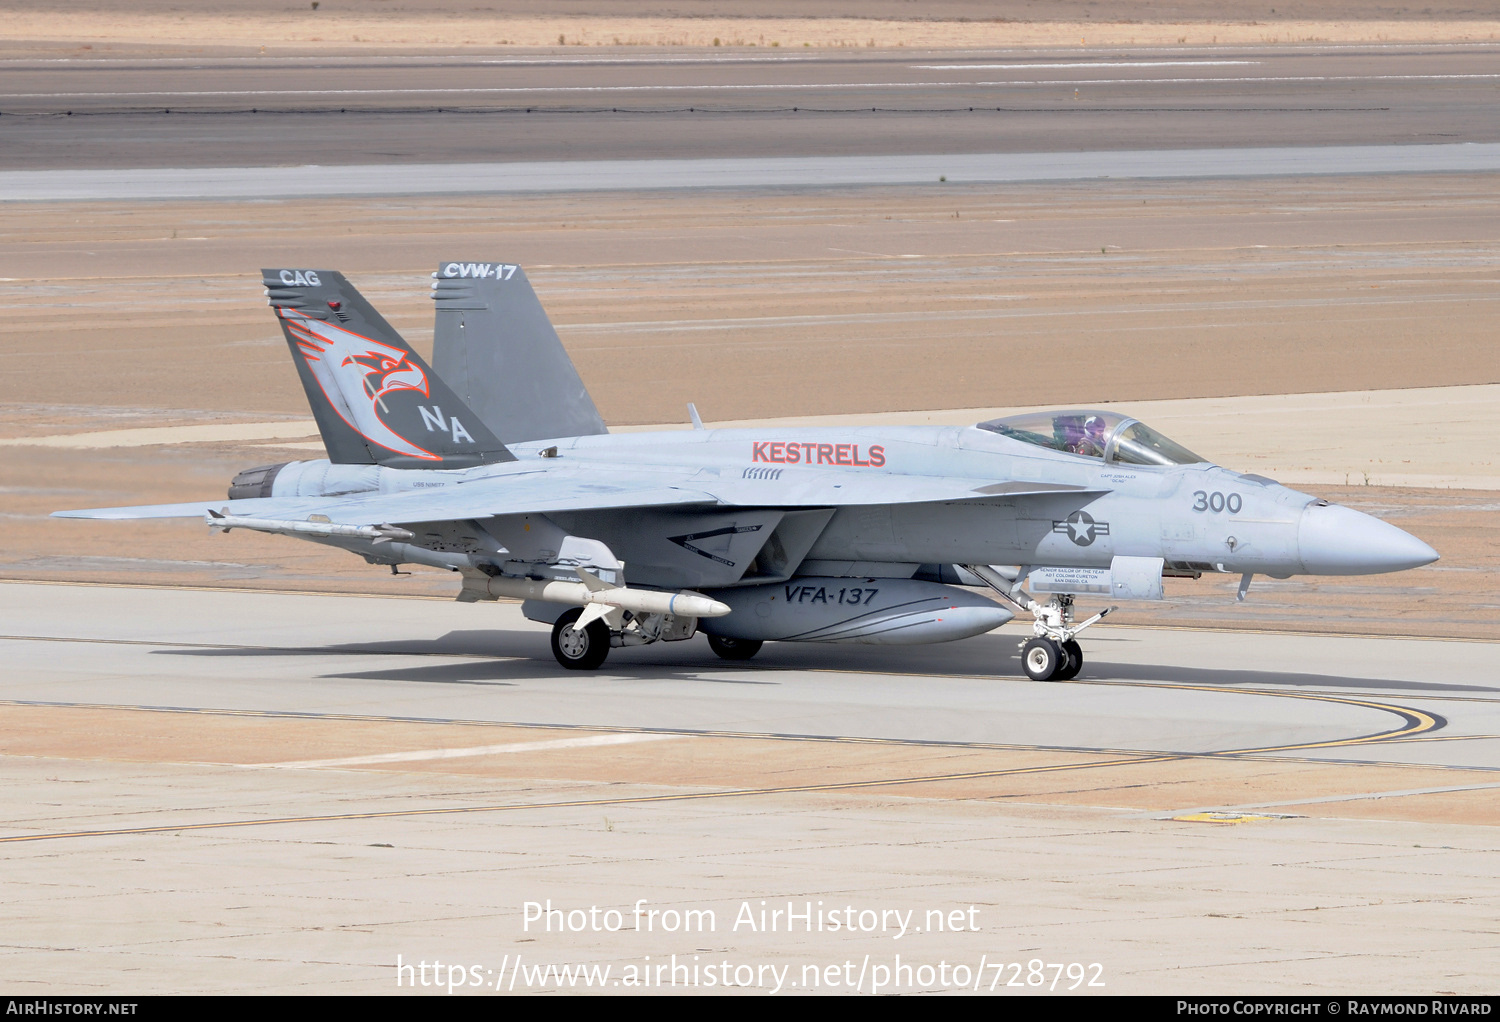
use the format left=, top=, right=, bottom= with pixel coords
left=551, top=607, right=610, bottom=670
left=1021, top=637, right=1063, bottom=681
left=1055, top=639, right=1083, bottom=680
left=707, top=634, right=763, bottom=661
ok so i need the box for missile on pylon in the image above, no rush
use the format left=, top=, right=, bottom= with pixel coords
left=459, top=568, right=732, bottom=620
left=205, top=509, right=414, bottom=544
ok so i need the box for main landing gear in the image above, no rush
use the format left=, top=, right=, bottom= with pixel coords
left=549, top=605, right=712, bottom=670
left=707, top=635, right=763, bottom=661
left=551, top=608, right=610, bottom=670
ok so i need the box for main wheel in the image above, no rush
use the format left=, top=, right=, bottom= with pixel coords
left=1055, top=639, right=1083, bottom=680
left=1021, top=637, right=1064, bottom=681
left=707, top=634, right=763, bottom=661
left=551, top=608, right=610, bottom=670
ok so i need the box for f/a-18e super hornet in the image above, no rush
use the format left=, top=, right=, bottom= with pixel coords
left=55, top=264, right=1439, bottom=679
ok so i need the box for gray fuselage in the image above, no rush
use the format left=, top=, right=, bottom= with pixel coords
left=261, top=423, right=1434, bottom=586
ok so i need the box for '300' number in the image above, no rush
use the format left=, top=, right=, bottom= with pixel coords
left=1193, top=491, right=1242, bottom=513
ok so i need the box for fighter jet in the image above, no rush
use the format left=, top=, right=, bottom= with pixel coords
left=53, top=264, right=1440, bottom=680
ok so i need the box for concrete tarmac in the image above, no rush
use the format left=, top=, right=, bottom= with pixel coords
left=2, top=44, right=1498, bottom=170
left=2, top=582, right=1497, bottom=993
left=9, top=143, right=1500, bottom=201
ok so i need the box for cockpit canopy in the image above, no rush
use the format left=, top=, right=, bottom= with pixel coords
left=976, top=410, right=1207, bottom=467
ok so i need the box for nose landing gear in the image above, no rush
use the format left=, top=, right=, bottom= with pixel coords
left=1019, top=594, right=1106, bottom=681
left=963, top=564, right=1111, bottom=682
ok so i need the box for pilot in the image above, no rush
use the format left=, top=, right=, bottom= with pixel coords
left=1070, top=415, right=1108, bottom=457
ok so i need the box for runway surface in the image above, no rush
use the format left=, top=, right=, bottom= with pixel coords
left=2, top=581, right=1497, bottom=992
left=2, top=44, right=1497, bottom=172
left=10, top=142, right=1500, bottom=200
left=5, top=580, right=1499, bottom=773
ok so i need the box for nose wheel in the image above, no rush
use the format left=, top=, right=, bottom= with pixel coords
left=1021, top=637, right=1083, bottom=681
left=1058, top=639, right=1082, bottom=680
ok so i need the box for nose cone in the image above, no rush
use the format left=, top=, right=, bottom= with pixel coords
left=1298, top=502, right=1439, bottom=575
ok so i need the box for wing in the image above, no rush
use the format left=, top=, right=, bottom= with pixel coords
left=53, top=465, right=721, bottom=524
left=55, top=457, right=1106, bottom=526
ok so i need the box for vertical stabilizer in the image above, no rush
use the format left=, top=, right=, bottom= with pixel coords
left=431, top=261, right=609, bottom=444
left=262, top=268, right=516, bottom=468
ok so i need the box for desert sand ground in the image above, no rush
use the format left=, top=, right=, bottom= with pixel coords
left=4, top=178, right=1497, bottom=423
left=2, top=1, right=1498, bottom=57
